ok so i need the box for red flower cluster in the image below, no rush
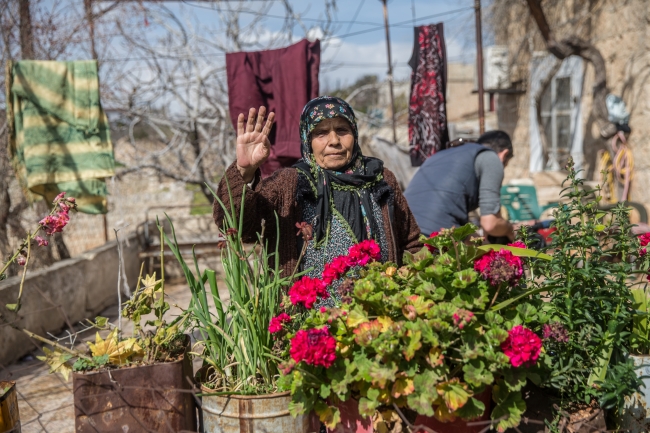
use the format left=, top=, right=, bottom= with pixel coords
left=426, top=232, right=440, bottom=253
left=348, top=240, right=381, bottom=267
left=288, top=276, right=329, bottom=309
left=268, top=313, right=292, bottom=334
left=452, top=309, right=474, bottom=329
left=39, top=192, right=74, bottom=236
left=321, top=239, right=382, bottom=286
left=474, top=249, right=523, bottom=286
left=500, top=325, right=542, bottom=368
left=322, top=256, right=352, bottom=285
left=639, top=233, right=650, bottom=257
left=289, top=327, right=337, bottom=368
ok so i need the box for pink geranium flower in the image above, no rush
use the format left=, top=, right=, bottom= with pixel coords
left=268, top=313, right=292, bottom=334
left=34, top=236, right=49, bottom=247
left=501, top=325, right=542, bottom=368
left=289, top=327, right=337, bottom=368
left=348, top=239, right=381, bottom=267
left=17, top=255, right=26, bottom=266
left=474, top=249, right=523, bottom=286
left=288, top=276, right=329, bottom=309
left=322, top=255, right=352, bottom=285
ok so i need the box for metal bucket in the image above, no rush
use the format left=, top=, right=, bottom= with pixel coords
left=73, top=348, right=197, bottom=433
left=201, top=388, right=311, bottom=433
left=0, top=381, right=20, bottom=433
left=619, top=354, right=650, bottom=432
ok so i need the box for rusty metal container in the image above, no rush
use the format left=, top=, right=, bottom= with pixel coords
left=0, top=381, right=20, bottom=433
left=73, top=350, right=197, bottom=433
left=201, top=388, right=310, bottom=433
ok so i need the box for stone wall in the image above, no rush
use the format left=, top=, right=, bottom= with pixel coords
left=494, top=0, right=650, bottom=207
left=0, top=233, right=141, bottom=366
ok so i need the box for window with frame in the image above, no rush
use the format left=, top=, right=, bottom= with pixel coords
left=540, top=76, right=572, bottom=171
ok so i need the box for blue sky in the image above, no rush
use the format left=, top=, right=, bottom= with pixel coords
left=175, top=0, right=480, bottom=88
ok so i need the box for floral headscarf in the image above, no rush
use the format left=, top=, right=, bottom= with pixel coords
left=294, top=96, right=390, bottom=244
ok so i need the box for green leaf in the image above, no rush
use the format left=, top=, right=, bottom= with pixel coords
left=94, top=316, right=109, bottom=327
left=314, top=401, right=341, bottom=429
left=346, top=305, right=369, bottom=327
left=368, top=362, right=398, bottom=388
left=463, top=360, right=494, bottom=387
left=288, top=400, right=306, bottom=417
left=454, top=396, right=486, bottom=420
left=491, top=388, right=526, bottom=432
left=503, top=369, right=527, bottom=392
left=478, top=245, right=552, bottom=261
left=5, top=303, right=19, bottom=312
left=319, top=383, right=332, bottom=400
left=515, top=303, right=537, bottom=323
left=437, top=380, right=471, bottom=412
left=403, top=330, right=422, bottom=361
left=93, top=354, right=109, bottom=366
left=360, top=387, right=383, bottom=418
left=452, top=224, right=478, bottom=241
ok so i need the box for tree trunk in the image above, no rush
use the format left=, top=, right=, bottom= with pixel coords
left=19, top=0, right=34, bottom=60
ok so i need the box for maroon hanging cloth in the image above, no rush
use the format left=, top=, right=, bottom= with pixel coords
left=226, top=39, right=320, bottom=177
left=408, top=23, right=449, bottom=167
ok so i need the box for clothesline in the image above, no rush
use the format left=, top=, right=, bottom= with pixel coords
left=98, top=6, right=473, bottom=63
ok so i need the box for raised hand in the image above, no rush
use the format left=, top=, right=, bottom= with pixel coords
left=236, top=106, right=275, bottom=182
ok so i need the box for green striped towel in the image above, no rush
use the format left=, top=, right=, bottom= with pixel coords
left=6, top=60, right=115, bottom=214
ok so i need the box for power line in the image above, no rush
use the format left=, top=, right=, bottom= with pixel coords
left=179, top=0, right=384, bottom=26
left=99, top=6, right=473, bottom=63
left=321, top=7, right=473, bottom=41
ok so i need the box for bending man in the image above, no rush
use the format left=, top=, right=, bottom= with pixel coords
left=404, top=130, right=516, bottom=240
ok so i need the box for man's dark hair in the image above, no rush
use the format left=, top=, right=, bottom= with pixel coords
left=477, top=130, right=513, bottom=155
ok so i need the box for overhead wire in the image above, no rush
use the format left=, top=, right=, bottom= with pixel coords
left=99, top=5, right=473, bottom=63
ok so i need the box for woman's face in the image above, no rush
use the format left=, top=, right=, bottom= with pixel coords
left=310, top=117, right=355, bottom=170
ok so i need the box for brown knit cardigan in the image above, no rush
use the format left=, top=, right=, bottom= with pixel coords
left=213, top=162, right=423, bottom=279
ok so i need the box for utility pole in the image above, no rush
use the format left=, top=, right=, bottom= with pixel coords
left=19, top=0, right=34, bottom=59
left=474, top=0, right=485, bottom=135
left=381, top=0, right=398, bottom=144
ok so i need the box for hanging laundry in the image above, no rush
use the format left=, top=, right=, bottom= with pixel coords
left=226, top=39, right=320, bottom=177
left=408, top=23, right=449, bottom=167
left=6, top=60, right=115, bottom=214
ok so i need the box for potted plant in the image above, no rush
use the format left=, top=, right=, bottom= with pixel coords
left=23, top=221, right=197, bottom=433
left=277, top=223, right=552, bottom=433
left=0, top=381, right=20, bottom=432
left=164, top=185, right=310, bottom=433
left=522, top=158, right=643, bottom=431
